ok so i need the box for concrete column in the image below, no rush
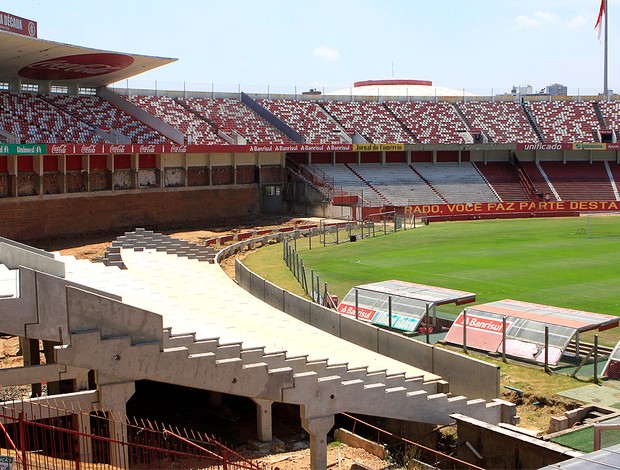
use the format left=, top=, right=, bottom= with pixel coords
left=252, top=398, right=273, bottom=442
left=43, top=340, right=63, bottom=396
left=209, top=391, right=222, bottom=407
left=98, top=381, right=135, bottom=468
left=301, top=410, right=334, bottom=470
left=20, top=337, right=42, bottom=397
left=76, top=410, right=93, bottom=463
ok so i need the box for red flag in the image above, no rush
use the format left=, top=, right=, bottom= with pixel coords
left=595, top=0, right=606, bottom=42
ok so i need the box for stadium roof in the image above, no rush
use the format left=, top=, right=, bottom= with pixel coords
left=352, top=280, right=476, bottom=306
left=328, top=79, right=476, bottom=97
left=0, top=30, right=176, bottom=88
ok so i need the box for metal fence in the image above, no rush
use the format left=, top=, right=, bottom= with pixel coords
left=0, top=400, right=263, bottom=470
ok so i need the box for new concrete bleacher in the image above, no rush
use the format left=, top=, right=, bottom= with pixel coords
left=457, top=101, right=539, bottom=144
left=413, top=163, right=500, bottom=203
left=322, top=101, right=415, bottom=143
left=385, top=101, right=467, bottom=144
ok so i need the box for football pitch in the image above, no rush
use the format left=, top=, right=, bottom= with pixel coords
left=246, top=216, right=620, bottom=320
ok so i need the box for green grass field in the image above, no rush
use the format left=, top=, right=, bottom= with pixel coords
left=244, top=216, right=620, bottom=327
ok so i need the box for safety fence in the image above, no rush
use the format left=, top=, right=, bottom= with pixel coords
left=0, top=399, right=263, bottom=470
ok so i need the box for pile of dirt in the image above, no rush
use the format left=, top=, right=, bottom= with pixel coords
left=502, top=390, right=582, bottom=434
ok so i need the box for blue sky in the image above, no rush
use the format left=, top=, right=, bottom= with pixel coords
left=2, top=0, right=616, bottom=95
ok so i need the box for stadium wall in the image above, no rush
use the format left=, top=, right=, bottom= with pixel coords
left=0, top=186, right=259, bottom=242
left=235, top=259, right=500, bottom=401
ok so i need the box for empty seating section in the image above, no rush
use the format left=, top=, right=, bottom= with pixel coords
left=526, top=101, right=599, bottom=143
left=474, top=162, right=530, bottom=202
left=127, top=95, right=224, bottom=144
left=0, top=91, right=101, bottom=143
left=257, top=99, right=344, bottom=143
left=539, top=161, right=616, bottom=201
left=597, top=101, right=620, bottom=133
left=414, top=163, right=499, bottom=203
left=458, top=101, right=539, bottom=143
left=48, top=95, right=167, bottom=144
left=518, top=162, right=558, bottom=200
left=385, top=101, right=466, bottom=144
left=322, top=101, right=414, bottom=143
left=350, top=163, right=443, bottom=205
left=313, top=164, right=373, bottom=202
left=183, top=97, right=292, bottom=143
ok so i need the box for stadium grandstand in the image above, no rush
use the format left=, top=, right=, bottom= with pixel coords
left=0, top=8, right=619, bottom=470
left=1, top=20, right=620, bottom=238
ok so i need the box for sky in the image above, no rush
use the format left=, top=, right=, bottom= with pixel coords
left=2, top=0, right=617, bottom=95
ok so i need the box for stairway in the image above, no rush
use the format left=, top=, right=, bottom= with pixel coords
left=55, top=319, right=511, bottom=426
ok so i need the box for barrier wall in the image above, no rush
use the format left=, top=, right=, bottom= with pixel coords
left=234, top=259, right=500, bottom=400
left=0, top=186, right=259, bottom=242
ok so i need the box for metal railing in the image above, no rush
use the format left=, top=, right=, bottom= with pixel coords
left=0, top=399, right=263, bottom=470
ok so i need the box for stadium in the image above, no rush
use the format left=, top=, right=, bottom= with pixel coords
left=0, top=5, right=619, bottom=470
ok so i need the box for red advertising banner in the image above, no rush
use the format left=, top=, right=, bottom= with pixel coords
left=337, top=303, right=376, bottom=322
left=379, top=200, right=620, bottom=217
left=0, top=11, right=37, bottom=37
left=444, top=312, right=509, bottom=352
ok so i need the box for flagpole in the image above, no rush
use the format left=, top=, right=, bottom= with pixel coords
left=604, top=0, right=609, bottom=99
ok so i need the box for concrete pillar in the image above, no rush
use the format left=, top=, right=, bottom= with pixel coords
left=76, top=410, right=93, bottom=463
left=301, top=410, right=334, bottom=470
left=20, top=337, right=42, bottom=397
left=209, top=391, right=222, bottom=407
left=43, top=340, right=63, bottom=395
left=252, top=398, right=273, bottom=442
left=98, top=381, right=135, bottom=468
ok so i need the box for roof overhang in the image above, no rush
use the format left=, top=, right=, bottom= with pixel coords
left=0, top=30, right=176, bottom=88
left=355, top=280, right=476, bottom=306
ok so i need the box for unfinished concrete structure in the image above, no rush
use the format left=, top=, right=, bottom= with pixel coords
left=0, top=230, right=517, bottom=469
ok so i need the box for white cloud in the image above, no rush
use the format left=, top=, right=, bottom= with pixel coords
left=313, top=45, right=341, bottom=62
left=566, top=14, right=589, bottom=30
left=514, top=15, right=542, bottom=29
left=534, top=11, right=558, bottom=24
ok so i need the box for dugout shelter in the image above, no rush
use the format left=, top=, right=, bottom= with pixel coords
left=444, top=299, right=619, bottom=365
left=603, top=340, right=620, bottom=379
left=337, top=279, right=476, bottom=333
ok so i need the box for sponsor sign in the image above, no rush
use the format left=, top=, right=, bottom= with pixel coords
left=353, top=143, right=405, bottom=152
left=338, top=303, right=376, bottom=321
left=517, top=142, right=614, bottom=151
left=18, top=53, right=134, bottom=81
left=370, top=311, right=420, bottom=332
left=383, top=200, right=620, bottom=217
left=0, top=10, right=36, bottom=37
left=573, top=142, right=606, bottom=151
left=444, top=312, right=509, bottom=352
left=0, top=144, right=46, bottom=155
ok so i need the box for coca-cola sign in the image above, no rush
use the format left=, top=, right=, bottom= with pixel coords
left=49, top=143, right=72, bottom=154
left=18, top=53, right=134, bottom=81
left=108, top=144, right=132, bottom=154
left=77, top=144, right=101, bottom=154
